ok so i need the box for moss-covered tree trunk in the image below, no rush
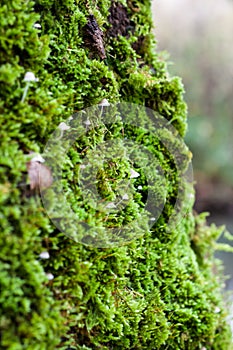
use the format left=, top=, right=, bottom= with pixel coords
left=0, top=0, right=232, bottom=349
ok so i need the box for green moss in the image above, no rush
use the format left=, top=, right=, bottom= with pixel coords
left=0, top=0, right=232, bottom=349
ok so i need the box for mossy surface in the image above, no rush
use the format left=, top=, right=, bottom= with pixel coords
left=0, top=0, right=232, bottom=349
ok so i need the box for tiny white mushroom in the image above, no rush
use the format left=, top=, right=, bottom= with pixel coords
left=58, top=122, right=70, bottom=131
left=23, top=71, right=39, bottom=82
left=138, top=185, right=143, bottom=190
left=39, top=251, right=50, bottom=259
left=33, top=23, right=42, bottom=29
left=105, top=202, right=117, bottom=209
left=46, top=273, right=54, bottom=280
left=84, top=119, right=91, bottom=126
left=129, top=169, right=140, bottom=179
left=98, top=99, right=110, bottom=117
left=21, top=71, right=39, bottom=102
left=57, top=122, right=71, bottom=139
left=98, top=98, right=110, bottom=106
left=122, top=194, right=129, bottom=200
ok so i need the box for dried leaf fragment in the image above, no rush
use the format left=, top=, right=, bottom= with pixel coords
left=27, top=161, right=53, bottom=191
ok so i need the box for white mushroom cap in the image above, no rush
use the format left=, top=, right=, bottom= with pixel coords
left=122, top=194, right=129, bottom=200
left=33, top=23, right=42, bottom=29
left=99, top=98, right=110, bottom=106
left=58, top=122, right=70, bottom=131
left=46, top=273, right=54, bottom=280
left=129, top=169, right=140, bottom=178
left=39, top=251, right=50, bottom=259
left=84, top=119, right=91, bottom=126
left=23, top=71, right=39, bottom=82
left=105, top=202, right=117, bottom=209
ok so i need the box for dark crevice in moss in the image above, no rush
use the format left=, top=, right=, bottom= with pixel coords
left=106, top=1, right=133, bottom=38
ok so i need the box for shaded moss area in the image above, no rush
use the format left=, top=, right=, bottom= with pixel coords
left=0, top=0, right=232, bottom=349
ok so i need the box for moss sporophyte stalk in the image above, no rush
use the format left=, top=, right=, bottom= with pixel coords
left=0, top=0, right=233, bottom=349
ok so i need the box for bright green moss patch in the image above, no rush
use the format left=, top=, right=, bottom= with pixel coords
left=0, top=0, right=232, bottom=349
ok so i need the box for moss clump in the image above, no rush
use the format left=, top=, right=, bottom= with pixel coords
left=0, top=0, right=232, bottom=349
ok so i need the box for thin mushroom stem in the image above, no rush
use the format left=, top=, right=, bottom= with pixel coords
left=21, top=82, right=30, bottom=103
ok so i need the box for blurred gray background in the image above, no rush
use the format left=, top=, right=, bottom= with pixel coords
left=152, top=0, right=233, bottom=299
